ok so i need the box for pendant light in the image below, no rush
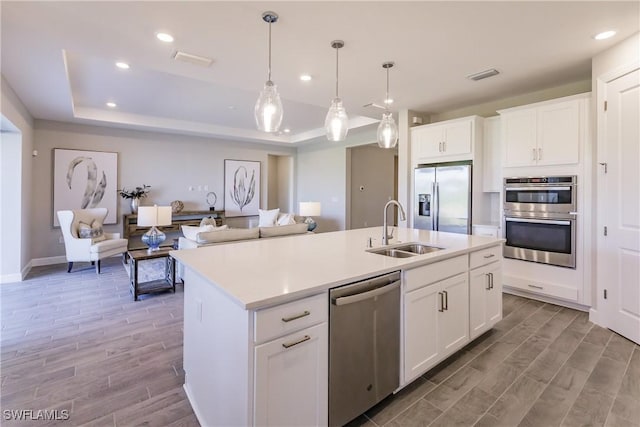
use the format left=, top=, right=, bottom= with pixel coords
left=377, top=61, right=399, bottom=149
left=255, top=11, right=283, bottom=133
left=324, top=40, right=349, bottom=141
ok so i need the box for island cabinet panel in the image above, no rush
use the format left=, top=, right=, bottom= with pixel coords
left=254, top=323, right=328, bottom=426
left=469, top=261, right=503, bottom=339
left=403, top=267, right=469, bottom=384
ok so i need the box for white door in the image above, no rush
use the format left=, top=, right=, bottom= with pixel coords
left=486, top=262, right=503, bottom=327
left=439, top=273, right=469, bottom=356
left=254, top=323, right=328, bottom=426
left=413, top=125, right=443, bottom=160
left=404, top=284, right=440, bottom=383
left=469, top=267, right=490, bottom=339
left=442, top=121, right=472, bottom=156
left=502, top=110, right=537, bottom=167
left=537, top=99, right=580, bottom=166
left=599, top=68, right=640, bottom=345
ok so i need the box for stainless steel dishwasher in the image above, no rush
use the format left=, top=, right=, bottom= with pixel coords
left=329, top=271, right=401, bottom=426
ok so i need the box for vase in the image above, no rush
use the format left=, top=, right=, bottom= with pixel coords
left=131, top=198, right=140, bottom=214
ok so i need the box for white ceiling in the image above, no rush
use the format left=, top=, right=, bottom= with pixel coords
left=2, top=1, right=638, bottom=145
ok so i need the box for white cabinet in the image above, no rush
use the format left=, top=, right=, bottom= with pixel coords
left=500, top=94, right=587, bottom=168
left=403, top=256, right=470, bottom=383
left=472, top=224, right=500, bottom=238
left=469, top=245, right=502, bottom=339
left=482, top=116, right=501, bottom=192
left=469, top=261, right=502, bottom=339
left=411, top=116, right=480, bottom=163
left=254, top=323, right=328, bottom=426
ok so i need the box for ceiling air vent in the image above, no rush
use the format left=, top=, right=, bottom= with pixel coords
left=467, top=68, right=500, bottom=81
left=173, top=51, right=213, bottom=67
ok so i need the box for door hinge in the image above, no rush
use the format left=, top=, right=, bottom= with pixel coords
left=604, top=226, right=608, bottom=236
left=604, top=289, right=608, bottom=299
left=604, top=100, right=608, bottom=111
left=599, top=162, right=608, bottom=173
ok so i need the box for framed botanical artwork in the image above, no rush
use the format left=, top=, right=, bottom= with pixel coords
left=224, top=159, right=260, bottom=217
left=53, top=148, right=118, bottom=226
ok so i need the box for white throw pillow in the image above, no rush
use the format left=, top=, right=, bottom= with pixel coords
left=258, top=208, right=280, bottom=227
left=182, top=224, right=215, bottom=241
left=199, top=216, right=219, bottom=227
left=277, top=213, right=296, bottom=226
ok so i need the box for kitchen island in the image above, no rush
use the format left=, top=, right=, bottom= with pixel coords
left=171, top=227, right=504, bottom=426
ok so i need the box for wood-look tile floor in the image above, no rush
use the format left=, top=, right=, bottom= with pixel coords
left=2, top=259, right=639, bottom=426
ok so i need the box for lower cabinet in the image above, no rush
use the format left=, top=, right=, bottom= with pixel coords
left=404, top=272, right=469, bottom=383
left=254, top=322, right=328, bottom=426
left=469, top=261, right=503, bottom=339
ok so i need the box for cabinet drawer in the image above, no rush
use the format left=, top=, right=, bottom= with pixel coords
left=404, top=255, right=467, bottom=292
left=254, top=293, right=327, bottom=344
left=472, top=225, right=499, bottom=238
left=470, top=245, right=502, bottom=270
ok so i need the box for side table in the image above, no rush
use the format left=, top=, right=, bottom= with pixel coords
left=127, top=248, right=176, bottom=301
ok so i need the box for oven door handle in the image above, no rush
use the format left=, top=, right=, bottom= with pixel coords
left=505, top=217, right=571, bottom=226
left=505, top=186, right=572, bottom=192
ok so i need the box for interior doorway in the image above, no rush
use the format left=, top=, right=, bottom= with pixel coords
left=347, top=144, right=398, bottom=230
left=267, top=154, right=294, bottom=213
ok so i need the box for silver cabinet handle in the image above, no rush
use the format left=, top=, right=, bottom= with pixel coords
left=438, top=292, right=444, bottom=312
left=282, top=335, right=311, bottom=349
left=443, top=290, right=448, bottom=311
left=483, top=254, right=495, bottom=259
left=485, top=273, right=491, bottom=290
left=489, top=273, right=494, bottom=289
left=533, top=148, right=537, bottom=161
left=281, top=310, right=310, bottom=323
left=528, top=284, right=543, bottom=290
left=538, top=148, right=542, bottom=161
left=443, top=141, right=446, bottom=152
left=438, top=142, right=442, bottom=152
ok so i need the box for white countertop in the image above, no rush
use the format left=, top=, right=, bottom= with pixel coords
left=171, top=227, right=504, bottom=310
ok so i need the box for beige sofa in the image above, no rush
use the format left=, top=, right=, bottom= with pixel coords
left=178, top=222, right=309, bottom=249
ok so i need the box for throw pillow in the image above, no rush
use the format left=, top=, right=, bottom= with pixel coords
left=78, top=221, right=105, bottom=242
left=199, top=216, right=219, bottom=227
left=182, top=224, right=215, bottom=241
left=258, top=208, right=280, bottom=227
left=277, top=212, right=296, bottom=226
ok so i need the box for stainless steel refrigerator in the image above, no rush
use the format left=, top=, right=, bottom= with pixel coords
left=414, top=161, right=472, bottom=234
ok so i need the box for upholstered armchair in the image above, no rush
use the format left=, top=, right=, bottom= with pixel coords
left=57, top=208, right=128, bottom=274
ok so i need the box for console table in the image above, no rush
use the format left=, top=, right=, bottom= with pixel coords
left=123, top=210, right=225, bottom=250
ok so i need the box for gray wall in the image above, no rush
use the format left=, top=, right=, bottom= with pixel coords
left=31, top=120, right=295, bottom=260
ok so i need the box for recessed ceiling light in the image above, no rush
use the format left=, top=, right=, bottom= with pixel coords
left=106, top=102, right=117, bottom=108
left=384, top=98, right=394, bottom=105
left=594, top=30, right=616, bottom=40
left=156, top=32, right=174, bottom=43
left=283, top=128, right=291, bottom=133
left=115, top=62, right=130, bottom=70
left=300, top=74, right=312, bottom=82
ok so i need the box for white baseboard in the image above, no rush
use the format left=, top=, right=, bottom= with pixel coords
left=503, top=286, right=591, bottom=312
left=0, top=272, right=24, bottom=284
left=31, top=256, right=67, bottom=267
left=589, top=308, right=605, bottom=327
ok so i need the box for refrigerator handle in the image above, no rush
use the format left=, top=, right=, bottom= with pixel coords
left=430, top=182, right=435, bottom=230
left=435, top=182, right=440, bottom=231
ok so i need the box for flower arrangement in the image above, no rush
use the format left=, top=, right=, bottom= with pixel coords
left=118, top=184, right=151, bottom=199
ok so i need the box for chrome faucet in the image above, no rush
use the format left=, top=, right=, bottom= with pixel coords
left=383, top=200, right=406, bottom=246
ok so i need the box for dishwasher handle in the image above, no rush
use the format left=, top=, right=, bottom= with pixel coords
left=332, top=280, right=400, bottom=306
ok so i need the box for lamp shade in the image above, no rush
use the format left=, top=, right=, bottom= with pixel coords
left=299, top=202, right=321, bottom=217
left=137, top=205, right=172, bottom=227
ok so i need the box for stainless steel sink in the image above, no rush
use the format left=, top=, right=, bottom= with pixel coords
left=369, top=248, right=417, bottom=258
left=368, top=242, right=444, bottom=258
left=394, top=243, right=444, bottom=254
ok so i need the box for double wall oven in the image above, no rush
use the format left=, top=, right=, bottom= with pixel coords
left=503, top=176, right=577, bottom=269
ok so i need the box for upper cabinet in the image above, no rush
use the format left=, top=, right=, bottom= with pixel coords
left=411, top=116, right=482, bottom=164
left=499, top=93, right=589, bottom=168
left=482, top=116, right=501, bottom=192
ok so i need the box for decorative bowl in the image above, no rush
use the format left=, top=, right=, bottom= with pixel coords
left=170, top=200, right=184, bottom=214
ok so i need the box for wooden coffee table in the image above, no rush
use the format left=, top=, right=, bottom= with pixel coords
left=127, top=247, right=176, bottom=301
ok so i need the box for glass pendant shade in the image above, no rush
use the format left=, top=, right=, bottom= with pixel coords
left=377, top=112, right=399, bottom=148
left=255, top=80, right=283, bottom=133
left=325, top=98, right=349, bottom=142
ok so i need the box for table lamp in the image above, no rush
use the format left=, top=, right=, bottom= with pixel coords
left=137, top=205, right=172, bottom=252
left=299, top=202, right=321, bottom=232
